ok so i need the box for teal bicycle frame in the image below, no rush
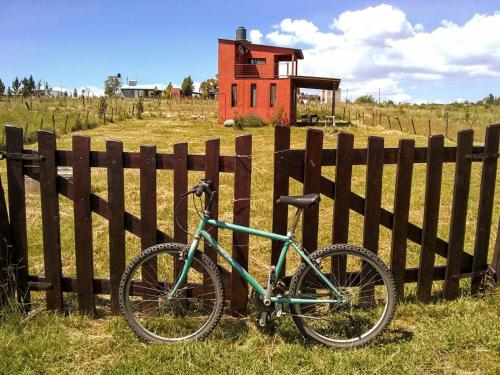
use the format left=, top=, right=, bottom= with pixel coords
left=169, top=215, right=346, bottom=305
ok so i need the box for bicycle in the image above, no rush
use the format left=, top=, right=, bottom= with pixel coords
left=119, top=179, right=397, bottom=347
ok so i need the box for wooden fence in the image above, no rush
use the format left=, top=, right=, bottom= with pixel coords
left=272, top=124, right=500, bottom=301
left=0, top=125, right=251, bottom=316
left=0, top=123, right=499, bottom=318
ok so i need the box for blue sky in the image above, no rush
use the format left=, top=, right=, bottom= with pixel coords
left=1, top=0, right=499, bottom=102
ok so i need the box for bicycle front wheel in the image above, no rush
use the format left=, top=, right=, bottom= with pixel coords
left=119, top=243, right=224, bottom=343
left=289, top=244, right=396, bottom=348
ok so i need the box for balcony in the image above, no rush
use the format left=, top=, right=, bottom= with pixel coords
left=235, top=62, right=294, bottom=79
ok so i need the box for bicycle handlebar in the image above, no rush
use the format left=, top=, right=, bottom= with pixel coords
left=185, top=179, right=217, bottom=213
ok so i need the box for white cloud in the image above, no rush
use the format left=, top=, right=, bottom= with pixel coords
left=249, top=29, right=263, bottom=44
left=258, top=4, right=500, bottom=102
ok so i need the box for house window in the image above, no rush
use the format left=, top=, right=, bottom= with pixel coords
left=231, top=84, right=237, bottom=107
left=250, top=58, right=266, bottom=65
left=270, top=84, right=276, bottom=107
left=250, top=84, right=257, bottom=107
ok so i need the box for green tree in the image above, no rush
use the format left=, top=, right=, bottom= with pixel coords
left=97, top=97, right=108, bottom=120
left=12, top=77, right=20, bottom=95
left=136, top=97, right=144, bottom=119
left=199, top=77, right=218, bottom=98
left=21, top=77, right=31, bottom=97
left=7, top=87, right=12, bottom=97
left=163, top=82, right=173, bottom=98
left=355, top=95, right=376, bottom=104
left=104, top=75, right=121, bottom=97
left=0, top=79, right=5, bottom=96
left=181, top=76, right=194, bottom=97
left=73, top=88, right=78, bottom=98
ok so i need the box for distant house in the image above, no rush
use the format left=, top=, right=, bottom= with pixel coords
left=170, top=87, right=182, bottom=99
left=34, top=87, right=71, bottom=97
left=321, top=89, right=342, bottom=104
left=121, top=80, right=162, bottom=98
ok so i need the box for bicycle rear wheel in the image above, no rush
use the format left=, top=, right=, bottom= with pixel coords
left=119, top=243, right=224, bottom=343
left=289, top=244, right=396, bottom=347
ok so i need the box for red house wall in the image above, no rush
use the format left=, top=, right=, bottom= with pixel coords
left=218, top=40, right=295, bottom=125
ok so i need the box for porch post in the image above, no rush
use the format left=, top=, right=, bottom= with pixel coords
left=332, top=84, right=336, bottom=118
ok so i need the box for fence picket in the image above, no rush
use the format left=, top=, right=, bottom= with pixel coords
left=38, top=131, right=64, bottom=311
left=173, top=142, right=188, bottom=279
left=444, top=130, right=474, bottom=299
left=302, top=129, right=323, bottom=253
left=106, top=140, right=125, bottom=314
left=140, top=145, right=158, bottom=300
left=471, top=124, right=500, bottom=293
left=390, top=139, right=415, bottom=297
left=231, top=135, right=252, bottom=316
left=204, top=139, right=220, bottom=264
left=332, top=132, right=354, bottom=284
left=417, top=135, right=444, bottom=302
left=272, top=126, right=290, bottom=276
left=361, top=136, right=384, bottom=303
left=72, top=135, right=95, bottom=315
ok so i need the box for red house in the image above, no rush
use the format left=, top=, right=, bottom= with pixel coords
left=218, top=27, right=341, bottom=125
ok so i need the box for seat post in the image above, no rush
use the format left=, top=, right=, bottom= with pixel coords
left=287, top=208, right=303, bottom=238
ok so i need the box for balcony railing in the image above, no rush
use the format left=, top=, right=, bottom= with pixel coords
left=235, top=62, right=294, bottom=79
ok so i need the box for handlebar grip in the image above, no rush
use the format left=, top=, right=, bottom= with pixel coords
left=195, top=185, right=204, bottom=197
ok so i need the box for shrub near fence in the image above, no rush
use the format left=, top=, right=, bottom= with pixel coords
left=0, top=124, right=499, bottom=317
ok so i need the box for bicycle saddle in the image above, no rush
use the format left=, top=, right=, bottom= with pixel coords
left=276, top=193, right=320, bottom=208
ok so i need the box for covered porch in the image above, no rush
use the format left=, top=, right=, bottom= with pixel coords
left=290, top=76, right=341, bottom=125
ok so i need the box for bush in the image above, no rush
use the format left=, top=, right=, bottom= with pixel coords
left=234, top=114, right=265, bottom=129
left=136, top=98, right=144, bottom=119
left=97, top=97, right=107, bottom=121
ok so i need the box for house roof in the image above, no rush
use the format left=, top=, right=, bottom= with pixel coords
left=290, top=76, right=341, bottom=90
left=218, top=38, right=304, bottom=59
left=121, top=84, right=164, bottom=90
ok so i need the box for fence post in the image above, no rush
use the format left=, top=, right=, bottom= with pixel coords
left=272, top=126, right=290, bottom=276
left=72, top=135, right=95, bottom=315
left=38, top=131, right=64, bottom=311
left=417, top=135, right=444, bottom=302
left=360, top=136, right=384, bottom=303
left=5, top=125, right=30, bottom=307
left=231, top=134, right=252, bottom=316
left=444, top=129, right=474, bottom=300
left=390, top=139, right=415, bottom=297
left=302, top=129, right=323, bottom=253
left=471, top=124, right=499, bottom=293
left=106, top=140, right=125, bottom=314
left=491, top=216, right=500, bottom=284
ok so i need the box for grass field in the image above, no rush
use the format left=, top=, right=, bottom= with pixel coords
left=1, top=101, right=499, bottom=374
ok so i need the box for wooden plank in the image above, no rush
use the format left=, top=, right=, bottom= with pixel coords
left=444, top=130, right=474, bottom=300
left=72, top=135, right=95, bottom=315
left=0, top=172, right=11, bottom=306
left=173, top=142, right=188, bottom=280
left=231, top=135, right=252, bottom=316
left=204, top=139, right=220, bottom=263
left=5, top=125, right=30, bottom=306
left=360, top=136, right=384, bottom=303
left=106, top=140, right=125, bottom=314
left=471, top=124, right=499, bottom=293
left=302, top=129, right=324, bottom=253
left=140, top=145, right=158, bottom=299
left=416, top=136, right=444, bottom=302
left=272, top=126, right=291, bottom=275
left=390, top=139, right=415, bottom=297
left=331, top=132, right=354, bottom=285
left=38, top=131, right=64, bottom=311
